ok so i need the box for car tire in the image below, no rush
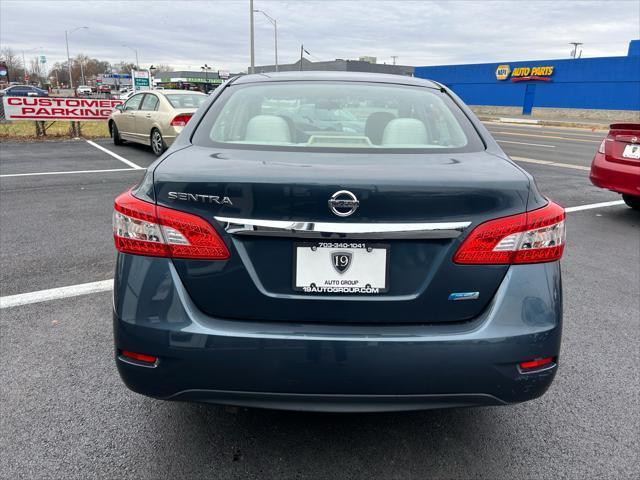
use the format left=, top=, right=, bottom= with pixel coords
left=151, top=129, right=166, bottom=156
left=111, top=122, right=123, bottom=145
left=622, top=194, right=640, bottom=210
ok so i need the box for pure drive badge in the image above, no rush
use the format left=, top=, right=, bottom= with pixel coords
left=168, top=192, right=233, bottom=205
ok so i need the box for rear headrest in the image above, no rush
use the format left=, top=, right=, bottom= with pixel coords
left=245, top=115, right=292, bottom=143
left=381, top=118, right=429, bottom=146
left=365, top=112, right=396, bottom=145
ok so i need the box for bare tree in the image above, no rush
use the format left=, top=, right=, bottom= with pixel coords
left=154, top=63, right=174, bottom=72
left=114, top=61, right=137, bottom=74
left=0, top=47, right=25, bottom=82
left=29, top=57, right=44, bottom=85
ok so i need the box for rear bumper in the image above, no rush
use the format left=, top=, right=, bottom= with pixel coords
left=590, top=152, right=640, bottom=197
left=113, top=254, right=562, bottom=412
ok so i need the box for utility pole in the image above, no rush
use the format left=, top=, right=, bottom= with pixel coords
left=569, top=42, right=583, bottom=59
left=391, top=55, right=398, bottom=65
left=249, top=0, right=255, bottom=73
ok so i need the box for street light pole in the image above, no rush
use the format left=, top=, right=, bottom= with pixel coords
left=65, top=30, right=72, bottom=89
left=123, top=45, right=140, bottom=69
left=201, top=64, right=211, bottom=92
left=65, top=26, right=88, bottom=90
left=274, top=19, right=278, bottom=72
left=249, top=0, right=255, bottom=73
left=254, top=9, right=278, bottom=72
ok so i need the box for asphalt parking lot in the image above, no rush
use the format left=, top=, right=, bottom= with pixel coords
left=1, top=124, right=638, bottom=479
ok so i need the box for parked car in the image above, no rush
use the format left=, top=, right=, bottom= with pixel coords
left=118, top=89, right=134, bottom=100
left=0, top=84, right=49, bottom=97
left=590, top=124, right=640, bottom=210
left=111, top=73, right=567, bottom=412
left=108, top=89, right=206, bottom=155
left=97, top=85, right=111, bottom=94
left=76, top=85, right=92, bottom=95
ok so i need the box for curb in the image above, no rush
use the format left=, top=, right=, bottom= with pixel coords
left=478, top=115, right=610, bottom=131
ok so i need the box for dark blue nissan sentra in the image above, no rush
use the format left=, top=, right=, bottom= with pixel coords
left=112, top=72, right=565, bottom=412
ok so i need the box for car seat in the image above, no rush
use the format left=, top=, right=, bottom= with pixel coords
left=365, top=112, right=396, bottom=145
left=244, top=115, right=293, bottom=143
left=381, top=118, right=429, bottom=146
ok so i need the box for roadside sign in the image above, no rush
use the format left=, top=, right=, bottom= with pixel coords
left=2, top=96, right=123, bottom=121
left=132, top=70, right=151, bottom=91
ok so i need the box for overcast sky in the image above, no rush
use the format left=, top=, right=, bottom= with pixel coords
left=1, top=0, right=638, bottom=72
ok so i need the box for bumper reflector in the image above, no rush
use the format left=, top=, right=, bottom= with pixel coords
left=121, top=350, right=157, bottom=364
left=519, top=357, right=554, bottom=371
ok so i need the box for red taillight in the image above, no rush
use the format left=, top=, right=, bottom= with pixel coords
left=170, top=114, right=192, bottom=127
left=453, top=201, right=565, bottom=265
left=519, top=357, right=554, bottom=371
left=121, top=350, right=157, bottom=364
left=113, top=190, right=230, bottom=260
left=598, top=139, right=606, bottom=154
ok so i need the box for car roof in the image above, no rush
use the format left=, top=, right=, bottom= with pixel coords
left=232, top=71, right=441, bottom=89
left=153, top=89, right=205, bottom=95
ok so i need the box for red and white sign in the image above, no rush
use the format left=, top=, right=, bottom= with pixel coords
left=2, top=96, right=123, bottom=121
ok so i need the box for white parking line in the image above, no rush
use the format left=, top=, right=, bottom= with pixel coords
left=565, top=200, right=625, bottom=212
left=0, top=280, right=113, bottom=309
left=0, top=198, right=629, bottom=309
left=0, top=168, right=141, bottom=178
left=511, top=156, right=591, bottom=171
left=86, top=140, right=144, bottom=170
left=498, top=140, right=555, bottom=148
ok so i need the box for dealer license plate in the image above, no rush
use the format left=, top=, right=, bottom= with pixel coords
left=622, top=144, right=640, bottom=159
left=294, top=242, right=389, bottom=294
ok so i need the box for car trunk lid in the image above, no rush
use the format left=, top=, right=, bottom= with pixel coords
left=152, top=146, right=531, bottom=324
left=606, top=123, right=640, bottom=166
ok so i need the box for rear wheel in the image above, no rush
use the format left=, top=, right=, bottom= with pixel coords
left=111, top=121, right=123, bottom=145
left=622, top=194, right=640, bottom=210
left=151, top=129, right=166, bottom=156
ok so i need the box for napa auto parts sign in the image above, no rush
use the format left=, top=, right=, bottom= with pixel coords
left=495, top=64, right=554, bottom=82
left=2, top=97, right=123, bottom=121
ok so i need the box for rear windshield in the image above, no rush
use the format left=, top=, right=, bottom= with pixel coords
left=192, top=81, right=484, bottom=152
left=163, top=93, right=207, bottom=109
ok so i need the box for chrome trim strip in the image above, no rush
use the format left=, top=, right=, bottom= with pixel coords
left=214, top=217, right=471, bottom=239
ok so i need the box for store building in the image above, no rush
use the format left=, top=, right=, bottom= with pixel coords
left=415, top=40, right=640, bottom=120
left=153, top=70, right=230, bottom=92
left=253, top=58, right=414, bottom=76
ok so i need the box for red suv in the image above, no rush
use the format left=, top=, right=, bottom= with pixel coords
left=590, top=123, right=640, bottom=210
